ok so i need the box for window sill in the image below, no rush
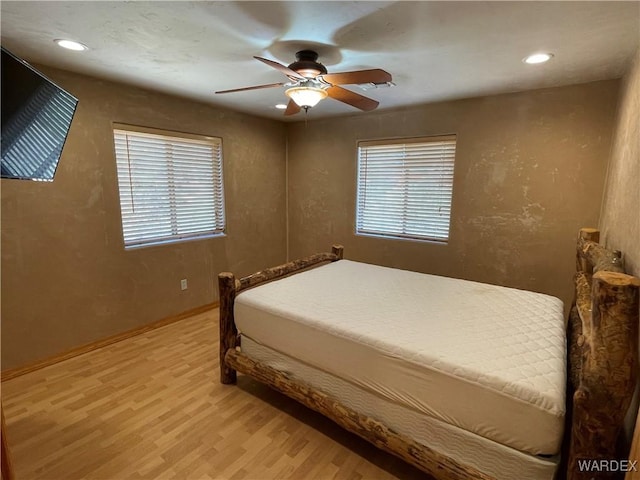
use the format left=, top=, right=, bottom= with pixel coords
left=355, top=231, right=449, bottom=245
left=124, top=232, right=226, bottom=251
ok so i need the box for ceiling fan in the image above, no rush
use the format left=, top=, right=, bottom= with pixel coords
left=215, top=50, right=392, bottom=116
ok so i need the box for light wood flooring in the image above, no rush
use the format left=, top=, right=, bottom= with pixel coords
left=2, top=309, right=427, bottom=479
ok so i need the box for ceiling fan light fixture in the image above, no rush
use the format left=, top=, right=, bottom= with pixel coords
left=216, top=50, right=389, bottom=116
left=285, top=86, right=328, bottom=108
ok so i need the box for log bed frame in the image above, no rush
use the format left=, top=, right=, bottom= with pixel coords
left=218, top=229, right=639, bottom=480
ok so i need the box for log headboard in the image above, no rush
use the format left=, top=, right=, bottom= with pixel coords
left=568, top=228, right=640, bottom=479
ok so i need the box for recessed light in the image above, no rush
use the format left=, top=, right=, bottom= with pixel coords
left=523, top=53, right=553, bottom=65
left=54, top=39, right=88, bottom=51
left=275, top=104, right=287, bottom=110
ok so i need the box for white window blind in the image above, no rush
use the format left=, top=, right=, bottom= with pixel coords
left=113, top=125, right=225, bottom=248
left=356, top=135, right=456, bottom=243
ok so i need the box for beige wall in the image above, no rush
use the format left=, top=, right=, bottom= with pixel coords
left=1, top=69, right=624, bottom=371
left=600, top=49, right=640, bottom=445
left=600, top=50, right=640, bottom=278
left=1, top=67, right=286, bottom=370
left=287, top=80, right=619, bottom=311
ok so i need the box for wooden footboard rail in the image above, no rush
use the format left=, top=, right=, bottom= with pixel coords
left=568, top=228, right=640, bottom=479
left=224, top=348, right=493, bottom=480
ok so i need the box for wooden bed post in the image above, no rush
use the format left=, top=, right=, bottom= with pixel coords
left=218, top=272, right=238, bottom=384
left=577, top=228, right=599, bottom=274
left=331, top=244, right=344, bottom=260
left=568, top=233, right=640, bottom=480
left=577, top=227, right=624, bottom=275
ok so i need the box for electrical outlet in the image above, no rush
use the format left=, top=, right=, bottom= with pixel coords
left=180, top=279, right=188, bottom=290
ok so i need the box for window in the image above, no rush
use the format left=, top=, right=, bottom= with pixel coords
left=113, top=125, right=225, bottom=248
left=356, top=135, right=456, bottom=243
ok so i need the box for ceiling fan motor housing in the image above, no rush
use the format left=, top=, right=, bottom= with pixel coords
left=288, top=50, right=327, bottom=78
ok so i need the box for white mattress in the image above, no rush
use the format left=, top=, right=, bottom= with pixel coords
left=235, top=260, right=566, bottom=455
left=241, top=336, right=560, bottom=480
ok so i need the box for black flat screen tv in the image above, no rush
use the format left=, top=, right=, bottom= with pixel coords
left=1, top=47, right=78, bottom=181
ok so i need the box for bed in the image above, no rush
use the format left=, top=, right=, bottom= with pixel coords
left=218, top=228, right=639, bottom=480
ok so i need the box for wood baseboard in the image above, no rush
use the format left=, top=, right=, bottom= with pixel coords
left=1, top=302, right=219, bottom=382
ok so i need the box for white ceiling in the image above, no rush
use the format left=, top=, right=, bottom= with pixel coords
left=2, top=1, right=639, bottom=121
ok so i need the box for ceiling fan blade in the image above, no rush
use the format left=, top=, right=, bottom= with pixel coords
left=320, top=69, right=392, bottom=86
left=254, top=56, right=306, bottom=80
left=326, top=86, right=379, bottom=111
left=215, top=82, right=285, bottom=94
left=284, top=99, right=301, bottom=116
